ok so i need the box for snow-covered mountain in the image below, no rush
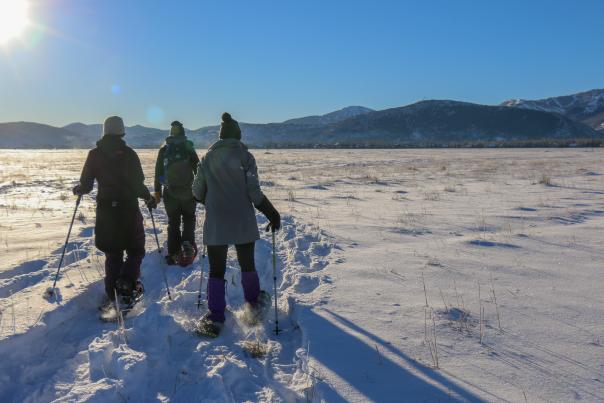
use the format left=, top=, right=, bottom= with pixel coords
left=191, top=101, right=600, bottom=148
left=1, top=101, right=601, bottom=148
left=501, top=88, right=604, bottom=131
left=282, top=106, right=374, bottom=126
left=318, top=100, right=600, bottom=147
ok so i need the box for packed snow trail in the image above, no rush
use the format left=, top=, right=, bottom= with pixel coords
left=0, top=207, right=334, bottom=402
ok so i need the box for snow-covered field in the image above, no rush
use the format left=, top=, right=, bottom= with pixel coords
left=1, top=148, right=603, bottom=402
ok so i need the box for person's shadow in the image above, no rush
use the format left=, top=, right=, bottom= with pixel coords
left=300, top=307, right=497, bottom=402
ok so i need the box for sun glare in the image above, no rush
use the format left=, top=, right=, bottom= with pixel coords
left=0, top=0, right=30, bottom=45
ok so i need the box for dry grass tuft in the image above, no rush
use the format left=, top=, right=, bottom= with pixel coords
left=241, top=340, right=268, bottom=358
left=538, top=173, right=552, bottom=185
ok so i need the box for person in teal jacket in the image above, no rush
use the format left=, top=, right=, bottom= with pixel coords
left=153, top=121, right=200, bottom=266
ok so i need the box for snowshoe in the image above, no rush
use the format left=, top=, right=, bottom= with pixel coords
left=100, top=280, right=144, bottom=322
left=99, top=302, right=118, bottom=322
left=241, top=290, right=272, bottom=326
left=127, top=280, right=145, bottom=304
left=98, top=295, right=113, bottom=311
left=195, top=313, right=224, bottom=338
left=178, top=241, right=198, bottom=267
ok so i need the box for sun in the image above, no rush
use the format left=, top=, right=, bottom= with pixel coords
left=0, top=0, right=30, bottom=45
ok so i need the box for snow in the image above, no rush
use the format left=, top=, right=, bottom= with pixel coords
left=1, top=148, right=604, bottom=402
left=503, top=89, right=604, bottom=120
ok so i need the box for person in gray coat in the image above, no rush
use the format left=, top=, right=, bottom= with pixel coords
left=192, top=112, right=280, bottom=335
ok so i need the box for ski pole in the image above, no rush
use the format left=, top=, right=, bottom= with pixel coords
left=196, top=245, right=206, bottom=310
left=149, top=207, right=172, bottom=300
left=272, top=229, right=280, bottom=335
left=47, top=194, right=82, bottom=297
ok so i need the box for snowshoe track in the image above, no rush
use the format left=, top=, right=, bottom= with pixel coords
left=0, top=212, right=335, bottom=402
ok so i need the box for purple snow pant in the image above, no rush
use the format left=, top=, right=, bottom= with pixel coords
left=102, top=209, right=145, bottom=298
left=206, top=243, right=260, bottom=323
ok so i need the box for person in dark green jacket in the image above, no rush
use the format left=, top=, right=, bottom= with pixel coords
left=153, top=121, right=200, bottom=266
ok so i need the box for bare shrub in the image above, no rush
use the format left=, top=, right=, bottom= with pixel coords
left=287, top=189, right=296, bottom=203
left=241, top=340, right=268, bottom=358
left=538, top=173, right=551, bottom=185
left=424, top=191, right=441, bottom=201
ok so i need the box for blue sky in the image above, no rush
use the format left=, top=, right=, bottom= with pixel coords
left=1, top=0, right=603, bottom=129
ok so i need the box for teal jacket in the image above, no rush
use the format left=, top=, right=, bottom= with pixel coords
left=154, top=135, right=199, bottom=195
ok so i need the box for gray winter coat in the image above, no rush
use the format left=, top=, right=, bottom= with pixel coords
left=192, top=139, right=265, bottom=246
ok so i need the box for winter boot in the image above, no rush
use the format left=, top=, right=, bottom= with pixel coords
left=242, top=290, right=272, bottom=326
left=98, top=294, right=113, bottom=311
left=178, top=241, right=197, bottom=267
left=133, top=280, right=145, bottom=298
left=115, top=278, right=144, bottom=305
left=114, top=277, right=134, bottom=298
left=165, top=254, right=178, bottom=266
left=196, top=312, right=224, bottom=338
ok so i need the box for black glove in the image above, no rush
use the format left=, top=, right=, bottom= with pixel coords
left=72, top=184, right=83, bottom=196
left=255, top=197, right=281, bottom=232
left=146, top=196, right=157, bottom=210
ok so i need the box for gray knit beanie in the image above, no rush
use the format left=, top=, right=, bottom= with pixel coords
left=102, top=116, right=125, bottom=137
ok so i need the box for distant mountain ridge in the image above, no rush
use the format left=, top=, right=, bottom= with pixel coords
left=282, top=106, right=374, bottom=126
left=319, top=100, right=598, bottom=147
left=501, top=88, right=604, bottom=131
left=1, top=91, right=602, bottom=148
left=0, top=122, right=88, bottom=148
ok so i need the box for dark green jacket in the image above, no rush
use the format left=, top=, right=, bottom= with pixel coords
left=154, top=135, right=200, bottom=195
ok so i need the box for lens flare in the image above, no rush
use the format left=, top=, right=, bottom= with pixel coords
left=0, top=0, right=30, bottom=45
left=146, top=106, right=165, bottom=125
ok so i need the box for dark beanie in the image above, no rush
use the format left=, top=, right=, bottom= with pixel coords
left=219, top=112, right=241, bottom=140
left=170, top=120, right=185, bottom=137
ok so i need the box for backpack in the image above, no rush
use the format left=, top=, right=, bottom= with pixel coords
left=162, top=141, right=194, bottom=196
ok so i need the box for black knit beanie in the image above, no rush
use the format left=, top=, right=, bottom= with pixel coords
left=219, top=112, right=241, bottom=140
left=170, top=120, right=185, bottom=137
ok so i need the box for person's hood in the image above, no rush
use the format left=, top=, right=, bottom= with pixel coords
left=96, top=135, right=127, bottom=157
left=164, top=135, right=195, bottom=153
left=207, top=138, right=246, bottom=153
left=169, top=120, right=185, bottom=137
